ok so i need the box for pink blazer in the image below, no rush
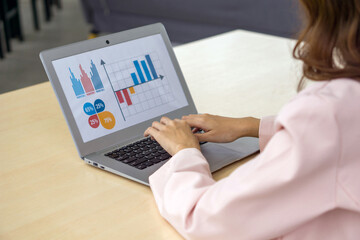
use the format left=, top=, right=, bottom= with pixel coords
left=149, top=78, right=360, bottom=240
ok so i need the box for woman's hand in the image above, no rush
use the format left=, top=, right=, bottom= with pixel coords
left=182, top=114, right=260, bottom=143
left=144, top=116, right=200, bottom=156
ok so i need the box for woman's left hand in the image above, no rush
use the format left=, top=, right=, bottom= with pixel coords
left=144, top=116, right=200, bottom=156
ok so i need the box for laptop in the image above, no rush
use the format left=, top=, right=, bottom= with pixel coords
left=40, top=23, right=259, bottom=185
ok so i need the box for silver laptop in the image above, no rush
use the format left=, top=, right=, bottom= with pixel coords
left=40, top=23, right=259, bottom=185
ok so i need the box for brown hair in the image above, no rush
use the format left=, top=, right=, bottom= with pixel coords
left=293, top=0, right=360, bottom=90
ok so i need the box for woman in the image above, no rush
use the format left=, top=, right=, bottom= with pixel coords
left=144, top=0, right=360, bottom=239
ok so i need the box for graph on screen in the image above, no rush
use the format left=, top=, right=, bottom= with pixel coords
left=83, top=99, right=116, bottom=130
left=101, top=53, right=175, bottom=121
left=69, top=60, right=105, bottom=98
left=52, top=34, right=189, bottom=143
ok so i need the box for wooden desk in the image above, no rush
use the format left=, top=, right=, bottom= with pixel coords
left=0, top=30, right=298, bottom=239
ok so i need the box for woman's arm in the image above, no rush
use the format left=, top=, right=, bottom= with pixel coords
left=144, top=114, right=261, bottom=156
left=183, top=114, right=260, bottom=142
left=183, top=114, right=277, bottom=152
left=147, top=94, right=338, bottom=240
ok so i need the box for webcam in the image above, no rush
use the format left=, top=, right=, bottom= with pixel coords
left=106, top=40, right=110, bottom=44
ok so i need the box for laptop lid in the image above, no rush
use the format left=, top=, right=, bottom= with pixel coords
left=40, top=23, right=197, bottom=158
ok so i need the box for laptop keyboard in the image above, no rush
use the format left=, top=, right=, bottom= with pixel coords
left=104, top=138, right=171, bottom=170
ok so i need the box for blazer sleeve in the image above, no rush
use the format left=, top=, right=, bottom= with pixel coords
left=149, top=94, right=339, bottom=240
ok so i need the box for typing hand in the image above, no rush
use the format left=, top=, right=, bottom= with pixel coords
left=144, top=116, right=200, bottom=156
left=182, top=114, right=260, bottom=143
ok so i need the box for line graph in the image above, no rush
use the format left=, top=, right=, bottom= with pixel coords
left=101, top=53, right=174, bottom=121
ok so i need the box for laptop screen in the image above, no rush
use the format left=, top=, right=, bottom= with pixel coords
left=52, top=34, right=188, bottom=143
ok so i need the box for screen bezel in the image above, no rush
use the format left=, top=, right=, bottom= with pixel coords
left=40, top=23, right=197, bottom=158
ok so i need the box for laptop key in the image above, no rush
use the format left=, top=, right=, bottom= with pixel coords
left=151, top=157, right=162, bottom=163
left=122, top=157, right=136, bottom=164
left=128, top=151, right=137, bottom=157
left=115, top=154, right=128, bottom=161
left=145, top=161, right=154, bottom=166
left=136, top=153, right=145, bottom=158
left=130, top=158, right=147, bottom=166
left=160, top=154, right=170, bottom=160
left=117, top=150, right=125, bottom=155
left=136, top=161, right=153, bottom=169
left=144, top=155, right=153, bottom=160
left=109, top=154, right=119, bottom=159
left=136, top=164, right=147, bottom=170
left=150, top=152, right=160, bottom=158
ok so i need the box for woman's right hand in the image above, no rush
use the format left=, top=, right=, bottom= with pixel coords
left=182, top=114, right=260, bottom=143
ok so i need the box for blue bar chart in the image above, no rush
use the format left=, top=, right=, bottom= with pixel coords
left=111, top=54, right=163, bottom=106
left=131, top=73, right=139, bottom=85
left=128, top=54, right=160, bottom=87
left=69, top=68, right=85, bottom=98
left=146, top=54, right=158, bottom=79
left=102, top=52, right=172, bottom=121
left=133, top=60, right=146, bottom=83
left=89, top=60, right=104, bottom=91
left=141, top=60, right=152, bottom=81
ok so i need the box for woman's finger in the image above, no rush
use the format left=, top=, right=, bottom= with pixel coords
left=192, top=127, right=200, bottom=133
left=174, top=118, right=187, bottom=125
left=151, top=121, right=165, bottom=131
left=160, top=116, right=171, bottom=125
left=182, top=115, right=207, bottom=129
left=194, top=131, right=213, bottom=142
left=144, top=126, right=160, bottom=139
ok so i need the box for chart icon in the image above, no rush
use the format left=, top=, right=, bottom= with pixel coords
left=83, top=99, right=115, bottom=129
left=69, top=60, right=105, bottom=99
left=101, top=53, right=174, bottom=121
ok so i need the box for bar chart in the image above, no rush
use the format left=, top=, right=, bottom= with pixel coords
left=113, top=54, right=164, bottom=106
left=69, top=60, right=105, bottom=98
left=102, top=53, right=174, bottom=121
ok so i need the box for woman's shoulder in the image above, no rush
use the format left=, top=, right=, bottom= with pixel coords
left=283, top=78, right=360, bottom=112
left=299, top=78, right=360, bottom=100
left=276, top=79, right=359, bottom=129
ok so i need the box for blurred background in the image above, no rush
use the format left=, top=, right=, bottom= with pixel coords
left=0, top=0, right=301, bottom=94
